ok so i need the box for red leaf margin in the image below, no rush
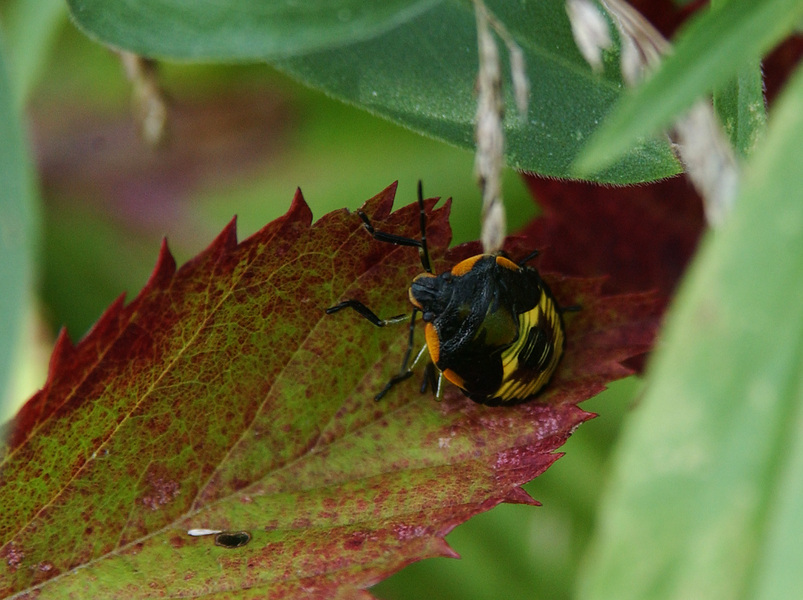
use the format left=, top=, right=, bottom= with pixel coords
left=0, top=183, right=658, bottom=599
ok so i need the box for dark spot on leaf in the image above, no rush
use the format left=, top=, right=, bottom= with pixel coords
left=343, top=532, right=366, bottom=550
left=214, top=531, right=252, bottom=549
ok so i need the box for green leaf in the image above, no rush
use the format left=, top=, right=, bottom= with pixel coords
left=0, top=185, right=657, bottom=597
left=270, top=0, right=679, bottom=183
left=64, top=0, right=680, bottom=183
left=709, top=0, right=766, bottom=158
left=1, top=0, right=67, bottom=107
left=66, top=0, right=441, bottom=60
left=0, top=30, right=38, bottom=424
left=578, top=62, right=803, bottom=600
left=713, top=61, right=767, bottom=158
left=575, top=0, right=803, bottom=175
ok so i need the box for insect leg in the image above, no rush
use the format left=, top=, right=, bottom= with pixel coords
left=419, top=362, right=445, bottom=402
left=358, top=211, right=423, bottom=249
left=325, top=300, right=407, bottom=327
left=420, top=362, right=438, bottom=394
left=356, top=181, right=434, bottom=274
left=374, top=309, right=430, bottom=401
left=434, top=371, right=444, bottom=402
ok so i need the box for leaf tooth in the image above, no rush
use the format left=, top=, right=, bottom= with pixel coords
left=287, top=187, right=314, bottom=228
left=140, top=237, right=177, bottom=294
left=360, top=181, right=399, bottom=222
left=504, top=486, right=540, bottom=506
left=430, top=536, right=460, bottom=560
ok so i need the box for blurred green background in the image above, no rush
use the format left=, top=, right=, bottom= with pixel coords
left=1, top=6, right=637, bottom=600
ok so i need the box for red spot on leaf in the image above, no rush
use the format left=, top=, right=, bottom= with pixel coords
left=1, top=543, right=24, bottom=570
left=343, top=532, right=367, bottom=551
left=37, top=561, right=54, bottom=572
left=393, top=524, right=431, bottom=541
left=141, top=473, right=181, bottom=511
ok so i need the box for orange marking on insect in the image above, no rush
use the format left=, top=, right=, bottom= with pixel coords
left=425, top=323, right=441, bottom=364
left=409, top=273, right=435, bottom=309
left=495, top=255, right=520, bottom=271
left=442, top=368, right=465, bottom=389
left=451, top=255, right=484, bottom=277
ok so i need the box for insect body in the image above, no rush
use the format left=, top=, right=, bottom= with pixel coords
left=327, top=183, right=570, bottom=406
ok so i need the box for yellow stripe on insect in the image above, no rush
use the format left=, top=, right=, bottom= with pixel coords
left=495, top=291, right=564, bottom=402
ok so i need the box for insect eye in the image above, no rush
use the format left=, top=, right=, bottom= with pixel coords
left=423, top=311, right=435, bottom=322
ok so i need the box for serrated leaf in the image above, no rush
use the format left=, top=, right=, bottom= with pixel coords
left=64, top=0, right=680, bottom=183
left=0, top=184, right=657, bottom=598
left=578, top=62, right=803, bottom=600
left=576, top=0, right=803, bottom=175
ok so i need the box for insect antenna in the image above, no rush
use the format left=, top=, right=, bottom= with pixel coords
left=517, top=249, right=540, bottom=266
left=416, top=180, right=433, bottom=274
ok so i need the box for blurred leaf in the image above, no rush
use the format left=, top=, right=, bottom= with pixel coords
left=578, top=62, right=803, bottom=600
left=65, top=0, right=681, bottom=183
left=522, top=174, right=704, bottom=304
left=710, top=0, right=767, bottom=157
left=66, top=0, right=441, bottom=60
left=0, top=184, right=657, bottom=598
left=576, top=0, right=803, bottom=174
left=0, top=0, right=66, bottom=107
left=0, top=30, right=38, bottom=424
left=713, top=60, right=767, bottom=158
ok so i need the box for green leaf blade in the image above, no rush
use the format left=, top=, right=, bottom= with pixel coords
left=274, top=0, right=679, bottom=182
left=713, top=61, right=767, bottom=158
left=66, top=0, right=442, bottom=60
left=576, top=0, right=803, bottom=175
left=578, top=62, right=803, bottom=600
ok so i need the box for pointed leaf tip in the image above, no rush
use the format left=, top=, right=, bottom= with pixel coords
left=288, top=186, right=313, bottom=226
left=504, top=486, right=540, bottom=507
left=146, top=237, right=177, bottom=290
left=432, top=537, right=461, bottom=560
